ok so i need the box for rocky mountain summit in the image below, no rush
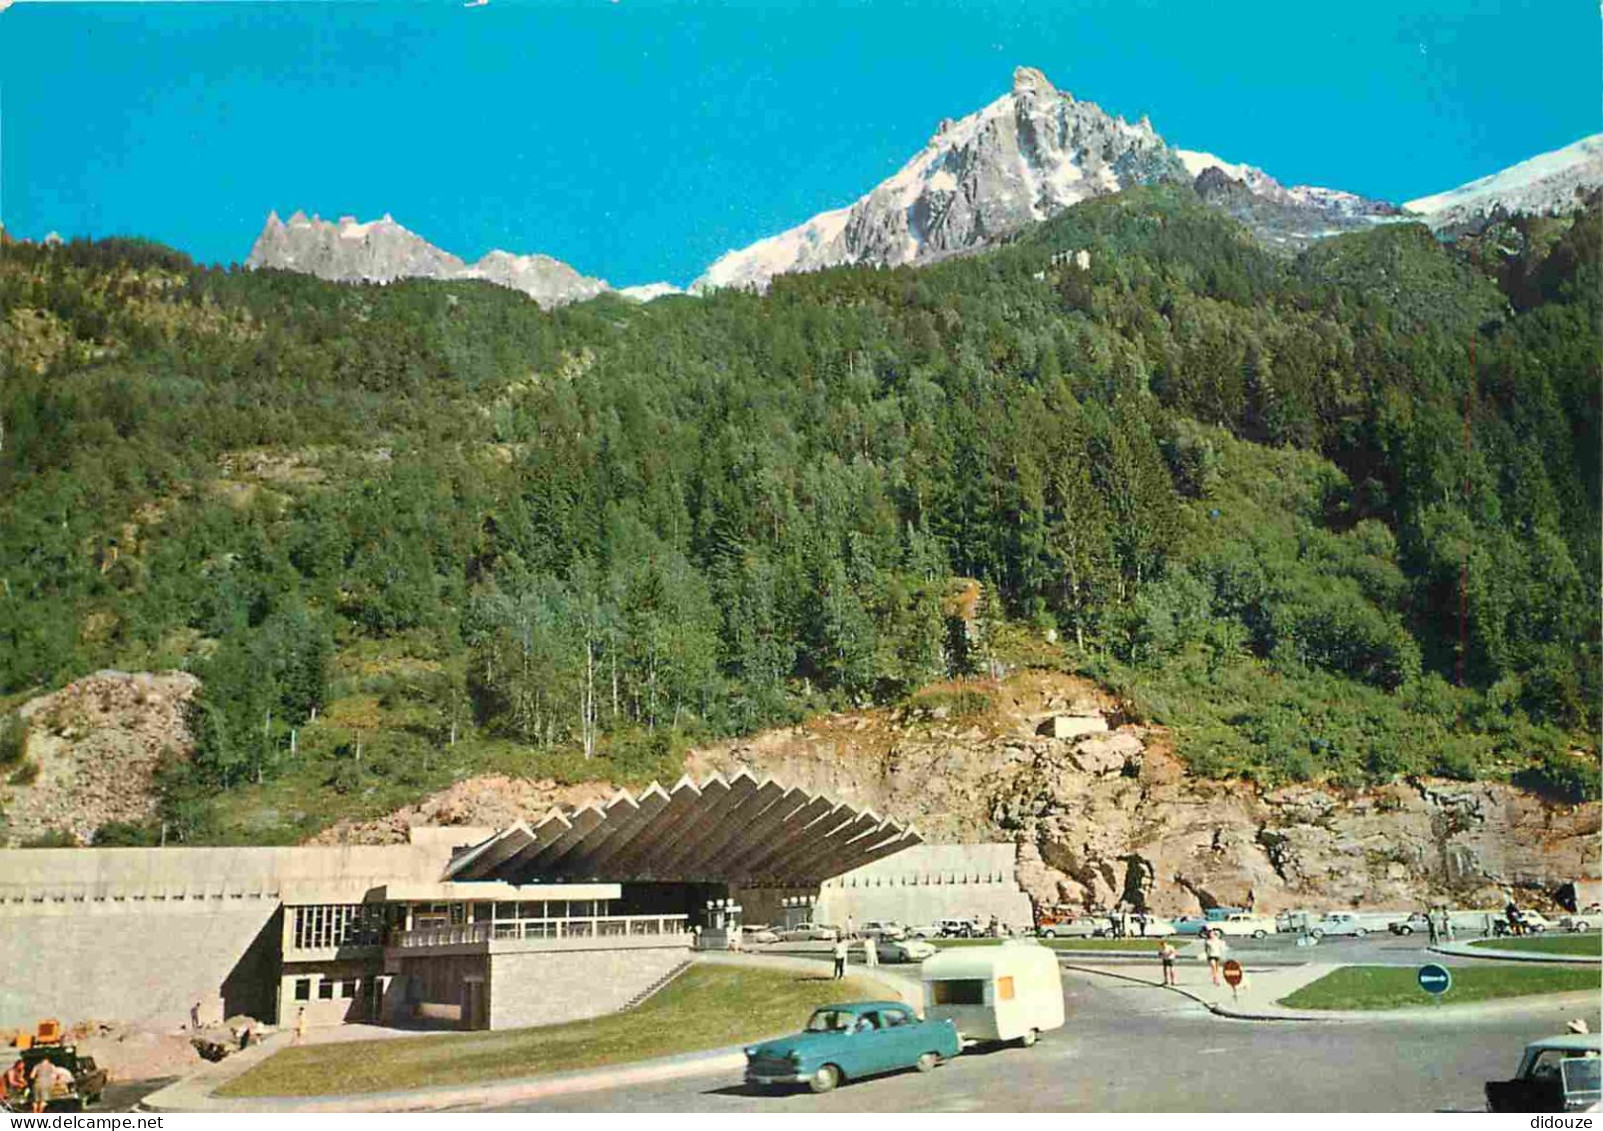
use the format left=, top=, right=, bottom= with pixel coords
left=245, top=211, right=673, bottom=309
left=1405, top=133, right=1603, bottom=234
left=694, top=66, right=1409, bottom=292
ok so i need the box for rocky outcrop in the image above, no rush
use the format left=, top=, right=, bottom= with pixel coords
left=695, top=67, right=1185, bottom=291
left=3, top=671, right=201, bottom=846
left=693, top=66, right=1418, bottom=291
left=684, top=670, right=1599, bottom=915
left=305, top=774, right=618, bottom=845
left=245, top=212, right=666, bottom=310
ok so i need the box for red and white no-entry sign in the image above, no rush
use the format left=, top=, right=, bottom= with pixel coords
left=1222, top=959, right=1244, bottom=987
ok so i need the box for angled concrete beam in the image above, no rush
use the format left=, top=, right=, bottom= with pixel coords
left=535, top=789, right=639, bottom=877
left=494, top=808, right=575, bottom=881
left=568, top=783, right=672, bottom=879
left=516, top=802, right=608, bottom=877
left=737, top=800, right=857, bottom=884
left=718, top=793, right=837, bottom=881
left=602, top=776, right=706, bottom=878
left=631, top=773, right=734, bottom=881
left=688, top=778, right=791, bottom=878
left=442, top=823, right=535, bottom=881
left=824, top=827, right=924, bottom=880
left=774, top=810, right=885, bottom=884
left=651, top=772, right=760, bottom=879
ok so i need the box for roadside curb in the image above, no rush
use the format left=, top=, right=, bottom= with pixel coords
left=140, top=1041, right=749, bottom=1113
left=1057, top=961, right=1339, bottom=1023
left=1430, top=942, right=1603, bottom=965
left=1061, top=962, right=1603, bottom=1025
left=138, top=952, right=908, bottom=1113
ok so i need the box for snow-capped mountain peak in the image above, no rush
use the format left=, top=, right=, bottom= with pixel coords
left=1404, top=134, right=1603, bottom=231
left=693, top=66, right=1183, bottom=292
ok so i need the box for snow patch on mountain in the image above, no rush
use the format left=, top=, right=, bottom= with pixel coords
left=1405, top=134, right=1603, bottom=230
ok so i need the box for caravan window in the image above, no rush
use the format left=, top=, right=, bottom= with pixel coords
left=997, top=976, right=1016, bottom=1001
left=931, top=979, right=985, bottom=1005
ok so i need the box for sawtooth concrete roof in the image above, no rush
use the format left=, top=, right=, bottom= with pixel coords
left=443, top=771, right=922, bottom=886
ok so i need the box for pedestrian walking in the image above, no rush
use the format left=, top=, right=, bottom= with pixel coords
left=28, top=1057, right=60, bottom=1113
left=1158, top=939, right=1178, bottom=986
left=293, top=1007, right=307, bottom=1044
left=862, top=935, right=878, bottom=968
left=1202, top=927, right=1227, bottom=987
left=190, top=1001, right=201, bottom=1030
left=831, top=936, right=849, bottom=979
left=1444, top=912, right=1456, bottom=943
left=1505, top=897, right=1522, bottom=937
left=1426, top=909, right=1441, bottom=946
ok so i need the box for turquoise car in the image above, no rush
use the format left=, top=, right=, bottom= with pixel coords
left=744, top=1001, right=961, bottom=1093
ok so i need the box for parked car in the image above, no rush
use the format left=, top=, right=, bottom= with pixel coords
left=1559, top=906, right=1600, bottom=933
left=876, top=937, right=937, bottom=964
left=938, top=917, right=982, bottom=938
left=1171, top=915, right=1210, bottom=936
left=743, top=926, right=780, bottom=944
left=1516, top=910, right=1554, bottom=933
left=1210, top=913, right=1275, bottom=939
left=921, top=939, right=1065, bottom=1047
left=904, top=924, right=939, bottom=940
left=861, top=920, right=906, bottom=941
left=1036, top=916, right=1105, bottom=939
left=1128, top=916, right=1177, bottom=938
left=1389, top=913, right=1433, bottom=935
left=1486, top=1033, right=1602, bottom=1112
left=744, top=1001, right=961, bottom=1093
left=777, top=922, right=839, bottom=942
left=1309, top=913, right=1374, bottom=939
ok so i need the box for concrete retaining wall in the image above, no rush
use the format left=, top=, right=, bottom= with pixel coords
left=488, top=945, right=688, bottom=1029
left=816, top=843, right=1033, bottom=928
left=0, top=899, right=281, bottom=1029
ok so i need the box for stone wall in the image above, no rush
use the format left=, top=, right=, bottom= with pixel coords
left=487, top=945, right=688, bottom=1029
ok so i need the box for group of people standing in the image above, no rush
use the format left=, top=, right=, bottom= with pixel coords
left=4, top=1055, right=61, bottom=1113
left=830, top=930, right=879, bottom=979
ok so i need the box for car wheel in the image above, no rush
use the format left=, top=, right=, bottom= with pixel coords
left=1354, top=928, right=1368, bottom=937
left=809, top=1064, right=841, bottom=1094
left=1252, top=930, right=1267, bottom=939
left=1017, top=1028, right=1039, bottom=1049
left=1576, top=921, right=1591, bottom=932
left=1310, top=928, right=1324, bottom=939
left=1397, top=926, right=1412, bottom=935
left=1043, top=929, right=1058, bottom=939
left=916, top=1052, right=940, bottom=1073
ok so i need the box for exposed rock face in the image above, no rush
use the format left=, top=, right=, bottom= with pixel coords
left=4, top=671, right=201, bottom=846
left=1405, top=133, right=1603, bottom=233
left=684, top=670, right=1599, bottom=915
left=693, top=66, right=1418, bottom=291
left=245, top=211, right=658, bottom=310
left=695, top=67, right=1185, bottom=291
left=305, top=775, right=617, bottom=845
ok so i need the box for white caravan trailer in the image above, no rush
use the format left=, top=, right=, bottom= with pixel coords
left=920, top=939, right=1065, bottom=1047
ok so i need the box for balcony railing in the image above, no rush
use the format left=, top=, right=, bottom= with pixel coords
left=390, top=914, right=690, bottom=949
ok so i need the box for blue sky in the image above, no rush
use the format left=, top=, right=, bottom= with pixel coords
left=1, top=0, right=1597, bottom=286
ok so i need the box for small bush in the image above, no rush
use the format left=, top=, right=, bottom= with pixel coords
left=92, top=820, right=159, bottom=846
left=0, top=714, right=28, bottom=765
left=908, top=687, right=996, bottom=720
left=22, top=828, right=78, bottom=848
left=7, top=760, right=39, bottom=786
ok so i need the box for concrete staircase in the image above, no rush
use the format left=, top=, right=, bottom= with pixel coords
left=618, top=958, right=694, bottom=1012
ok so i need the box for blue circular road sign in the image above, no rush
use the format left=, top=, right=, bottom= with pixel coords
left=1417, top=963, right=1453, bottom=996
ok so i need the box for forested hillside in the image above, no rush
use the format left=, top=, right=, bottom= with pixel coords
left=0, top=185, right=1596, bottom=844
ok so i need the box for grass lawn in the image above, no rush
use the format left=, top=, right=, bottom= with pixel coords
left=930, top=938, right=1191, bottom=952
left=220, top=964, right=879, bottom=1097
left=1279, top=964, right=1602, bottom=1011
left=1468, top=934, right=1603, bottom=958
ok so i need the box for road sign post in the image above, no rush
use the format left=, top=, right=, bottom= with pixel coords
left=1222, top=959, right=1244, bottom=1003
left=1417, top=962, right=1453, bottom=1005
